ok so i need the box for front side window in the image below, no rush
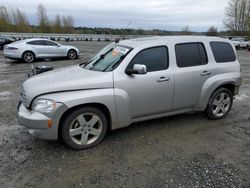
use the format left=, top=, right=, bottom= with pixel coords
left=44, top=41, right=58, bottom=46
left=210, top=42, right=236, bottom=63
left=127, top=46, right=169, bottom=72
left=27, top=41, right=39, bottom=45
left=82, top=44, right=132, bottom=72
left=175, top=43, right=208, bottom=68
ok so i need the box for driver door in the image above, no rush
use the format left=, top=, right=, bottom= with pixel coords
left=114, top=46, right=174, bottom=119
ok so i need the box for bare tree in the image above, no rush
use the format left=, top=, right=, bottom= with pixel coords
left=52, top=14, right=62, bottom=33
left=62, top=15, right=74, bottom=33
left=36, top=4, right=50, bottom=32
left=12, top=8, right=32, bottom=32
left=0, top=6, right=11, bottom=31
left=224, top=0, right=250, bottom=34
left=206, top=26, right=218, bottom=36
left=181, top=25, right=192, bottom=35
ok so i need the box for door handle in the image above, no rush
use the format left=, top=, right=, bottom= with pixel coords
left=201, top=71, right=211, bottom=76
left=157, top=77, right=170, bottom=82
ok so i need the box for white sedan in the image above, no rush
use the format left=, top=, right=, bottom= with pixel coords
left=4, top=38, right=79, bottom=63
left=231, top=37, right=249, bottom=49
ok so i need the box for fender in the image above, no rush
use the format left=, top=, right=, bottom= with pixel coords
left=197, top=72, right=242, bottom=110
left=38, top=88, right=128, bottom=130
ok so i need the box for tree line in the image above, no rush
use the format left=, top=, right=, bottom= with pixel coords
left=0, top=4, right=74, bottom=33
left=0, top=1, right=249, bottom=37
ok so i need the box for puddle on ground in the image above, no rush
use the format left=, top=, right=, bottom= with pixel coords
left=0, top=80, right=10, bottom=84
left=0, top=91, right=12, bottom=100
left=234, top=95, right=249, bottom=102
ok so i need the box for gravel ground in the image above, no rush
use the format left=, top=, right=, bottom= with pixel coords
left=0, top=41, right=250, bottom=188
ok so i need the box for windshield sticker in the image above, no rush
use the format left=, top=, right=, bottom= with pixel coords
left=112, top=47, right=129, bottom=56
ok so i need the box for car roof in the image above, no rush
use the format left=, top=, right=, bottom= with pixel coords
left=24, top=38, right=52, bottom=42
left=119, top=36, right=230, bottom=48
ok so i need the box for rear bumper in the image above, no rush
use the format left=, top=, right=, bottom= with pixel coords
left=4, top=52, right=21, bottom=59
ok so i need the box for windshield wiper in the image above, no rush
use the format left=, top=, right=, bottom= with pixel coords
left=90, top=48, right=114, bottom=69
left=102, top=55, right=126, bottom=72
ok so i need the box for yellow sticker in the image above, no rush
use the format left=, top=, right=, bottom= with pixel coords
left=112, top=50, right=119, bottom=56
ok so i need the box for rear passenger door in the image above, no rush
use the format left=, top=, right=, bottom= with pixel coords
left=114, top=46, right=174, bottom=119
left=173, top=42, right=212, bottom=110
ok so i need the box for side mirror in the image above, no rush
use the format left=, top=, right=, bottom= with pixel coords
left=125, top=64, right=147, bottom=75
left=57, top=44, right=61, bottom=47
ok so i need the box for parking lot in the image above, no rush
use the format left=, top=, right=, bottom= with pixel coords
left=0, top=41, right=250, bottom=187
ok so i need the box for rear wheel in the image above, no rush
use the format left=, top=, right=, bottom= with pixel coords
left=61, top=107, right=108, bottom=150
left=206, top=88, right=233, bottom=120
left=67, top=49, right=77, bottom=60
left=22, top=51, right=35, bottom=63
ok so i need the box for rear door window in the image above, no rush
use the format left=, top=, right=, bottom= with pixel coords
left=175, top=43, right=208, bottom=68
left=210, top=42, right=236, bottom=63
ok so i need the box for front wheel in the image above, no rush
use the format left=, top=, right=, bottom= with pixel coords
left=67, top=49, right=77, bottom=60
left=206, top=88, right=233, bottom=120
left=61, top=107, right=108, bottom=150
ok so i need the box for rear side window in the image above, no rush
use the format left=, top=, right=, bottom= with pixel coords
left=175, top=43, right=208, bottom=68
left=210, top=42, right=236, bottom=63
left=128, top=46, right=169, bottom=72
left=27, top=40, right=45, bottom=45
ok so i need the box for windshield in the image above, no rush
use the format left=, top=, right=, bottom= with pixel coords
left=81, top=43, right=132, bottom=72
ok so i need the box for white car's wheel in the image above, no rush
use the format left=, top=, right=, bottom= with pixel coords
left=67, top=49, right=77, bottom=60
left=22, top=51, right=35, bottom=63
left=61, top=107, right=108, bottom=150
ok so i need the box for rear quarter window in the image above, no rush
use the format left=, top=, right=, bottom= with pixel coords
left=210, top=42, right=236, bottom=63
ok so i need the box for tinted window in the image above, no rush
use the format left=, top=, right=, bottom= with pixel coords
left=175, top=43, right=208, bottom=68
left=128, top=46, right=168, bottom=72
left=27, top=41, right=39, bottom=45
left=43, top=41, right=58, bottom=46
left=27, top=40, right=45, bottom=45
left=210, top=42, right=236, bottom=63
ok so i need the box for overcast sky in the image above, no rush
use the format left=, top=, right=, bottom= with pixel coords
left=1, top=0, right=229, bottom=31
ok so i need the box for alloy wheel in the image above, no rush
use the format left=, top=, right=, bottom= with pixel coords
left=68, top=50, right=76, bottom=59
left=69, top=112, right=102, bottom=146
left=24, top=52, right=34, bottom=63
left=212, top=92, right=231, bottom=117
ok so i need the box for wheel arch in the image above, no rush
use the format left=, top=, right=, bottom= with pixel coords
left=22, top=50, right=36, bottom=58
left=58, top=102, right=112, bottom=139
left=67, top=48, right=77, bottom=55
left=198, top=80, right=239, bottom=111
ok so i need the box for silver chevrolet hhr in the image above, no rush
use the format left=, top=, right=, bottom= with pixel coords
left=18, top=36, right=242, bottom=150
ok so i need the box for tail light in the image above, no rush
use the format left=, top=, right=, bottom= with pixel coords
left=5, top=46, right=18, bottom=50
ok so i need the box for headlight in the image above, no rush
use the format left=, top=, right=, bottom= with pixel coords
left=32, top=99, right=56, bottom=113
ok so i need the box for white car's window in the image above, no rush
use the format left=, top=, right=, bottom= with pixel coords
left=43, top=41, right=58, bottom=46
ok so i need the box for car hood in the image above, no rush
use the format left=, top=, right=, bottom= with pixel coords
left=22, top=65, right=114, bottom=107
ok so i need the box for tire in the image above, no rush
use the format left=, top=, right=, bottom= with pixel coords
left=67, top=49, right=77, bottom=60
left=61, top=107, right=108, bottom=150
left=22, top=51, right=35, bottom=63
left=206, top=88, right=233, bottom=120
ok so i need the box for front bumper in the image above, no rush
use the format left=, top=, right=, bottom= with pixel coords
left=17, top=103, right=67, bottom=140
